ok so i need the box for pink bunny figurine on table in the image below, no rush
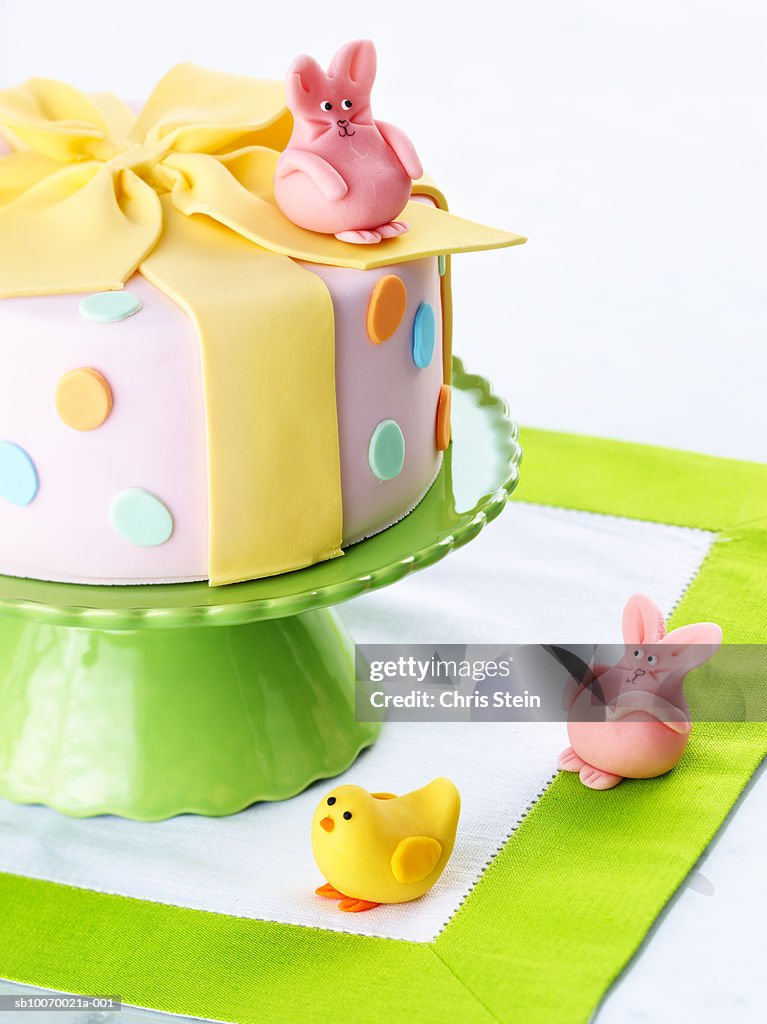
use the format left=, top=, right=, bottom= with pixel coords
left=559, top=594, right=722, bottom=790
left=274, top=39, right=423, bottom=244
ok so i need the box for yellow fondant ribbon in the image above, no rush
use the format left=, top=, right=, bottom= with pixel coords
left=0, top=64, right=524, bottom=584
left=141, top=201, right=342, bottom=584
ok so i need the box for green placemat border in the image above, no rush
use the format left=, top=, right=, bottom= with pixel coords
left=516, top=427, right=767, bottom=531
left=2, top=426, right=766, bottom=1024
left=434, top=425, right=767, bottom=1020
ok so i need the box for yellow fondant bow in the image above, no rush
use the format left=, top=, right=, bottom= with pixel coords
left=0, top=64, right=523, bottom=585
left=0, top=63, right=522, bottom=291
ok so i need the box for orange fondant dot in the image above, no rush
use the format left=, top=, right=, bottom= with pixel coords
left=366, top=275, right=407, bottom=344
left=56, top=368, right=113, bottom=431
left=436, top=384, right=451, bottom=451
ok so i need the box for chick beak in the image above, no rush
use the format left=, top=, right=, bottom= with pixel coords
left=320, top=816, right=335, bottom=833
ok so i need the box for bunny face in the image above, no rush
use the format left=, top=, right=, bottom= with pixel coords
left=590, top=645, right=681, bottom=711
left=616, top=643, right=679, bottom=685
left=285, top=40, right=377, bottom=140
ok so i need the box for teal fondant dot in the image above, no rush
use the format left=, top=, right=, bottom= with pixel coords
left=80, top=291, right=142, bottom=323
left=412, top=302, right=436, bottom=369
left=110, top=489, right=173, bottom=547
left=438, top=254, right=447, bottom=276
left=368, top=420, right=405, bottom=481
left=0, top=442, right=38, bottom=506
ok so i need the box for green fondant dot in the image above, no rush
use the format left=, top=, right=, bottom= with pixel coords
left=110, top=489, right=173, bottom=547
left=438, top=254, right=447, bottom=276
left=80, top=291, right=142, bottom=323
left=368, top=420, right=405, bottom=481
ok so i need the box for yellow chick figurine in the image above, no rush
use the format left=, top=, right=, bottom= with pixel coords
left=311, top=777, right=461, bottom=913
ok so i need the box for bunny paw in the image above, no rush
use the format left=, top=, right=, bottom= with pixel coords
left=335, top=229, right=382, bottom=244
left=579, top=765, right=623, bottom=791
left=558, top=746, right=586, bottom=773
left=375, top=221, right=409, bottom=239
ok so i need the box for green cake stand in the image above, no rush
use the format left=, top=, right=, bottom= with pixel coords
left=0, top=359, right=521, bottom=820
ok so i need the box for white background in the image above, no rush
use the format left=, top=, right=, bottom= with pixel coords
left=1, top=0, right=765, bottom=459
left=0, top=2, right=765, bottom=1022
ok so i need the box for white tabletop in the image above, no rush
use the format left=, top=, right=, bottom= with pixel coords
left=0, top=1, right=764, bottom=1021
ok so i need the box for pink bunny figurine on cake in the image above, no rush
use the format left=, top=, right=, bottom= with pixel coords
left=559, top=594, right=722, bottom=790
left=274, top=39, right=423, bottom=244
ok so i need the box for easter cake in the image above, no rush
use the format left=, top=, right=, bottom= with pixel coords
left=0, top=43, right=524, bottom=586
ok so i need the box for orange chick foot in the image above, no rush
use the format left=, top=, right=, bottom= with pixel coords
left=338, top=898, right=380, bottom=913
left=315, top=883, right=346, bottom=900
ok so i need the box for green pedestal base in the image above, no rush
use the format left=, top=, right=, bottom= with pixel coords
left=0, top=608, right=379, bottom=820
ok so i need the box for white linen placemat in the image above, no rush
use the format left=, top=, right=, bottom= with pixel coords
left=0, top=504, right=713, bottom=942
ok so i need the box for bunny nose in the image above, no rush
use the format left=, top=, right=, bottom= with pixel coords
left=337, top=119, right=349, bottom=128
left=320, top=816, right=334, bottom=832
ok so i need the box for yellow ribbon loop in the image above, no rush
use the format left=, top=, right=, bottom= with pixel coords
left=0, top=77, right=112, bottom=161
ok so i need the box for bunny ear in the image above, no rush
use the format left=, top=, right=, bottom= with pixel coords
left=286, top=54, right=325, bottom=102
left=621, top=593, right=666, bottom=644
left=328, top=39, right=377, bottom=90
left=662, top=622, right=723, bottom=669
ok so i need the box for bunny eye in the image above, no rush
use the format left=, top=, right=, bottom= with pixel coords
left=320, top=100, right=333, bottom=111
left=341, top=99, right=353, bottom=110
left=647, top=655, right=658, bottom=666
left=633, top=648, right=645, bottom=660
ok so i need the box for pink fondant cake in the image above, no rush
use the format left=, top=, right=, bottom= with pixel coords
left=0, top=49, right=523, bottom=586
left=0, top=252, right=443, bottom=584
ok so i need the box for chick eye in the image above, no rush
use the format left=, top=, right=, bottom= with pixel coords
left=343, top=811, right=352, bottom=820
left=633, top=648, right=645, bottom=660
left=320, top=100, right=333, bottom=111
left=341, top=99, right=353, bottom=110
left=647, top=655, right=658, bottom=666
left=327, top=796, right=336, bottom=805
